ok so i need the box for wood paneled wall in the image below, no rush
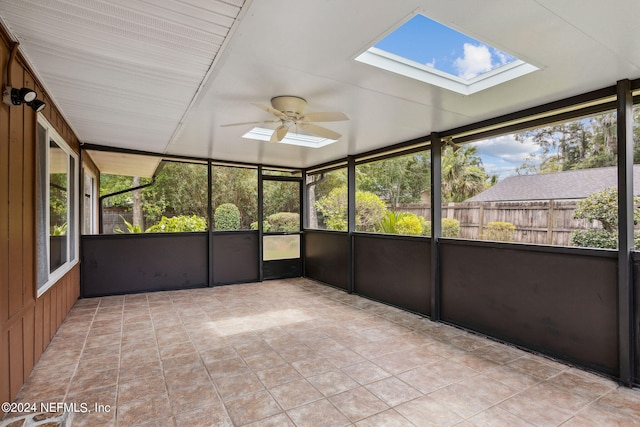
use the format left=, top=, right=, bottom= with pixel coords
left=1, top=26, right=81, bottom=406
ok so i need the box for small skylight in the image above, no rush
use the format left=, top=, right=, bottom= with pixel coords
left=242, top=127, right=337, bottom=148
left=355, top=13, right=538, bottom=95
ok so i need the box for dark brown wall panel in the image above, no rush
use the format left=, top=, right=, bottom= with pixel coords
left=440, top=240, right=618, bottom=376
left=304, top=231, right=349, bottom=290
left=632, top=252, right=640, bottom=386
left=212, top=232, right=259, bottom=285
left=81, top=234, right=208, bottom=296
left=354, top=234, right=431, bottom=315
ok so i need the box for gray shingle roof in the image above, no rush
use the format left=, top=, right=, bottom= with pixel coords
left=466, top=165, right=640, bottom=202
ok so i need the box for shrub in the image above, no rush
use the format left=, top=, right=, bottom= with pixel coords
left=315, top=186, right=387, bottom=232
left=570, top=188, right=640, bottom=249
left=569, top=229, right=617, bottom=249
left=114, top=216, right=141, bottom=234
left=378, top=211, right=423, bottom=235
left=422, top=220, right=430, bottom=237
left=396, top=213, right=423, bottom=236
left=420, top=218, right=460, bottom=238
left=570, top=230, right=640, bottom=250
left=214, top=203, right=241, bottom=231
left=482, top=221, right=516, bottom=242
left=442, top=218, right=460, bottom=238
left=146, top=215, right=207, bottom=233
left=377, top=211, right=401, bottom=234
left=266, top=212, right=299, bottom=232
left=250, top=220, right=271, bottom=232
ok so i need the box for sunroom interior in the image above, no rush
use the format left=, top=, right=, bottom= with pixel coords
left=2, top=0, right=640, bottom=425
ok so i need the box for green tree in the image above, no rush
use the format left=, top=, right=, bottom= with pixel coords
left=212, top=166, right=257, bottom=229
left=143, top=162, right=208, bottom=224
left=357, top=152, right=430, bottom=209
left=263, top=180, right=299, bottom=219
left=441, top=146, right=490, bottom=202
left=307, top=169, right=347, bottom=228
left=515, top=112, right=624, bottom=174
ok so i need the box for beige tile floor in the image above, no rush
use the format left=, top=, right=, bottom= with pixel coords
left=5, top=278, right=640, bottom=426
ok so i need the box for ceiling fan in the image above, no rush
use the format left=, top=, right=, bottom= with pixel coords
left=222, top=96, right=349, bottom=142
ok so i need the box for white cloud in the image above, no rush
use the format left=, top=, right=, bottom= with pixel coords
left=493, top=49, right=509, bottom=66
left=425, top=58, right=436, bottom=68
left=454, top=43, right=493, bottom=79
left=472, top=135, right=541, bottom=178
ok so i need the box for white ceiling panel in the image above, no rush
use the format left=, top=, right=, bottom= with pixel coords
left=0, top=0, right=244, bottom=152
left=1, top=0, right=639, bottom=168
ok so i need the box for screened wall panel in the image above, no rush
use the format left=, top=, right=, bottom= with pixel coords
left=440, top=240, right=618, bottom=376
left=354, top=234, right=431, bottom=315
left=212, top=232, right=259, bottom=285
left=304, top=230, right=349, bottom=290
left=632, top=252, right=640, bottom=386
left=81, top=233, right=207, bottom=297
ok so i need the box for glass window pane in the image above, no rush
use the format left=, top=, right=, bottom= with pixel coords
left=307, top=168, right=347, bottom=230
left=355, top=151, right=431, bottom=235
left=212, top=166, right=257, bottom=231
left=443, top=110, right=618, bottom=248
left=68, top=156, right=76, bottom=260
left=49, top=140, right=68, bottom=272
left=263, top=235, right=300, bottom=260
left=83, top=172, right=94, bottom=234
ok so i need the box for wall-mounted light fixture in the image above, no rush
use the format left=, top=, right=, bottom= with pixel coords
left=26, top=98, right=46, bottom=112
left=3, top=86, right=36, bottom=105
left=2, top=41, right=46, bottom=112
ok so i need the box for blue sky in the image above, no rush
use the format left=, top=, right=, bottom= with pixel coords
left=375, top=14, right=517, bottom=80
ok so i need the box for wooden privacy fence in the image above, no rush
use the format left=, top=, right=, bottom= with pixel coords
left=398, top=200, right=597, bottom=246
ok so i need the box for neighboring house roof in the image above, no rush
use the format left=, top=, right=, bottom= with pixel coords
left=466, top=165, right=640, bottom=202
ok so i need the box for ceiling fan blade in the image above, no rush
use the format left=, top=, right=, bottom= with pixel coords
left=220, top=120, right=277, bottom=127
left=271, top=125, right=289, bottom=142
left=301, top=123, right=342, bottom=140
left=252, top=103, right=288, bottom=120
left=302, top=112, right=349, bottom=122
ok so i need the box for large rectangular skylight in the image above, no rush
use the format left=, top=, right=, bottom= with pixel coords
left=355, top=13, right=538, bottom=95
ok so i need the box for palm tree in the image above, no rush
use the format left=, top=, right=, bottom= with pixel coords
left=441, top=146, right=490, bottom=202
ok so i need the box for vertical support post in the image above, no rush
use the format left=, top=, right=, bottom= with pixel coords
left=347, top=155, right=356, bottom=294
left=430, top=133, right=442, bottom=320
left=302, top=170, right=309, bottom=229
left=300, top=171, right=307, bottom=277
left=258, top=165, right=264, bottom=282
left=207, top=159, right=213, bottom=287
left=617, top=78, right=634, bottom=386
